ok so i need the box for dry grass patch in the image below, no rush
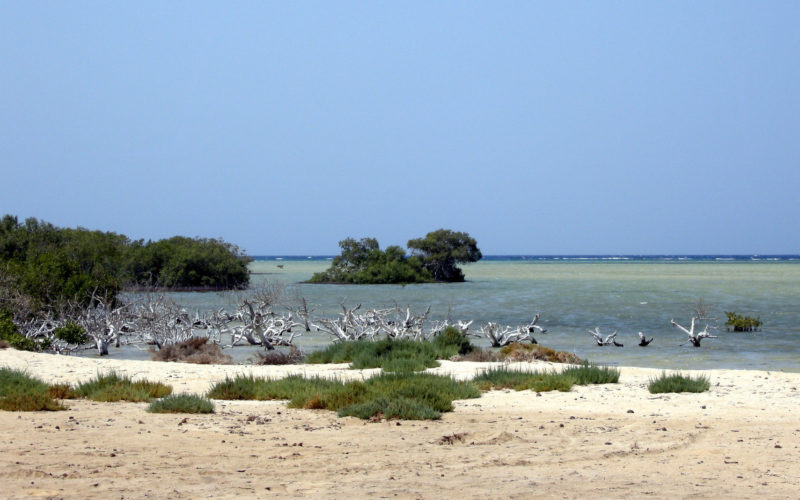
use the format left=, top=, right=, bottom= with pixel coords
left=150, top=337, right=233, bottom=364
left=499, top=343, right=583, bottom=363
left=252, top=346, right=304, bottom=365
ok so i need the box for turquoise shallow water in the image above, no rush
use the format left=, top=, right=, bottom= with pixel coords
left=115, top=259, right=800, bottom=372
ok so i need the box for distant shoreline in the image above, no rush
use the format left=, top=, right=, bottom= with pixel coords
left=250, top=254, right=800, bottom=262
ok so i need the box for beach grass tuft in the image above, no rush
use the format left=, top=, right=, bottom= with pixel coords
left=75, top=371, right=172, bottom=402
left=305, top=338, right=461, bottom=372
left=0, top=367, right=65, bottom=411
left=648, top=372, right=710, bottom=393
left=473, top=367, right=575, bottom=392
left=561, top=363, right=621, bottom=385
left=147, top=394, right=215, bottom=414
left=207, top=372, right=480, bottom=420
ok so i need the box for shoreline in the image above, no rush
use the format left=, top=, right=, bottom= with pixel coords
left=2, top=349, right=799, bottom=498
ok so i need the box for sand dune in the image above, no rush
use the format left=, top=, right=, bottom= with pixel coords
left=1, top=349, right=799, bottom=499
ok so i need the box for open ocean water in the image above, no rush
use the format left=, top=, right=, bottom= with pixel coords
left=116, top=256, right=800, bottom=372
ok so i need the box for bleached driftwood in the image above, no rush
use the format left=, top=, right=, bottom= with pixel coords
left=431, top=319, right=473, bottom=337
left=526, top=314, right=547, bottom=334
left=479, top=322, right=536, bottom=347
left=671, top=317, right=717, bottom=347
left=588, top=327, right=623, bottom=347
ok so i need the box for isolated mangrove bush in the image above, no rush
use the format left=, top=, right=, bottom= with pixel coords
left=310, top=237, right=432, bottom=284
left=147, top=394, right=215, bottom=414
left=648, top=372, right=710, bottom=393
left=725, top=312, right=762, bottom=332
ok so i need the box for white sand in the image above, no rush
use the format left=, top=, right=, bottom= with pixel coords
left=1, top=348, right=799, bottom=499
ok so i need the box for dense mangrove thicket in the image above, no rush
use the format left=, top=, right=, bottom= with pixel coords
left=0, top=215, right=251, bottom=313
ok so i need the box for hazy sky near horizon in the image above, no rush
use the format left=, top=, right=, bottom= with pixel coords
left=2, top=2, right=799, bottom=255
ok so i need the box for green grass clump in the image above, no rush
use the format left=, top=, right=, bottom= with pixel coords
left=147, top=394, right=215, bottom=414
left=648, top=372, right=710, bottom=394
left=305, top=338, right=460, bottom=372
left=0, top=367, right=65, bottom=411
left=432, top=326, right=474, bottom=355
left=207, top=372, right=480, bottom=420
left=473, top=367, right=575, bottom=392
left=725, top=311, right=762, bottom=332
left=76, top=372, right=172, bottom=402
left=338, top=396, right=441, bottom=420
left=561, top=363, right=620, bottom=385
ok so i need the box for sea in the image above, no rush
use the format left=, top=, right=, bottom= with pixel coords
left=115, top=255, right=800, bottom=372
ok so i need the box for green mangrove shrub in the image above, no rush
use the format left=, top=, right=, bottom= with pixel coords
left=725, top=312, right=762, bottom=332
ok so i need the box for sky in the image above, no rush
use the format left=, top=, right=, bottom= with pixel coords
left=1, top=1, right=799, bottom=255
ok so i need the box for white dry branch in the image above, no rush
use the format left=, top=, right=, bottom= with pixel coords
left=588, top=327, right=623, bottom=347
left=671, top=317, right=718, bottom=347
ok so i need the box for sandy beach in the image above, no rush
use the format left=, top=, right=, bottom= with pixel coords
left=1, top=349, right=798, bottom=499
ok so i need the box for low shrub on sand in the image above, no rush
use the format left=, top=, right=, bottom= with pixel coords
left=147, top=394, right=215, bottom=414
left=207, top=372, right=480, bottom=420
left=648, top=372, right=710, bottom=394
left=76, top=372, right=172, bottom=402
left=453, top=343, right=582, bottom=364
left=499, top=343, right=583, bottom=364
left=305, top=338, right=453, bottom=373
left=451, top=347, right=505, bottom=362
left=0, top=368, right=65, bottom=411
left=0, top=339, right=10, bottom=349
left=252, top=346, right=304, bottom=365
left=473, top=367, right=575, bottom=392
left=561, top=363, right=620, bottom=385
left=150, top=337, right=233, bottom=364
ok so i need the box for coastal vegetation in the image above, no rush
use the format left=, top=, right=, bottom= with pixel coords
left=0, top=214, right=250, bottom=314
left=305, top=326, right=474, bottom=372
left=725, top=312, right=762, bottom=332
left=0, top=367, right=65, bottom=411
left=473, top=364, right=619, bottom=392
left=310, top=229, right=481, bottom=284
left=0, top=214, right=251, bottom=353
left=147, top=394, right=215, bottom=414
left=205, top=363, right=619, bottom=420
left=74, top=372, right=172, bottom=402
left=309, top=237, right=432, bottom=284
left=207, top=372, right=481, bottom=420
left=150, top=336, right=233, bottom=364
left=648, top=372, right=710, bottom=393
left=407, top=229, right=482, bottom=282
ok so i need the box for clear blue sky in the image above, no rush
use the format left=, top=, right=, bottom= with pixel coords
left=2, top=1, right=798, bottom=255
